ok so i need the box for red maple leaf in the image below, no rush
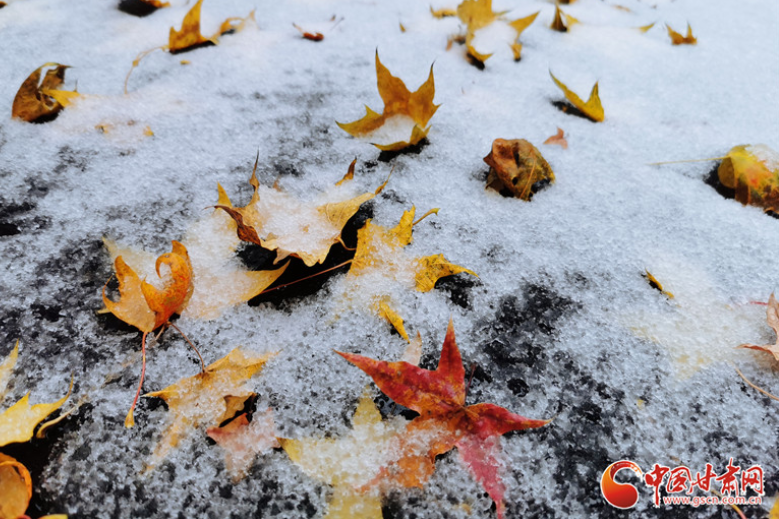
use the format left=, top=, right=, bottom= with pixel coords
left=337, top=320, right=549, bottom=518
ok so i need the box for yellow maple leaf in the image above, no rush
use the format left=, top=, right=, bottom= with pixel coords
left=144, top=348, right=274, bottom=469
left=508, top=11, right=539, bottom=61
left=217, top=157, right=387, bottom=267
left=0, top=342, right=72, bottom=447
left=345, top=208, right=476, bottom=341
left=11, top=63, right=70, bottom=123
left=452, top=0, right=537, bottom=65
left=549, top=5, right=579, bottom=32
left=280, top=389, right=407, bottom=519
left=338, top=52, right=439, bottom=151
left=549, top=71, right=604, bottom=122
left=666, top=23, right=696, bottom=45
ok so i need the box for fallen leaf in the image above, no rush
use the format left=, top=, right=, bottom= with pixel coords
left=399, top=22, right=406, bottom=33
left=484, top=138, right=555, bottom=200
left=337, top=51, right=438, bottom=151
left=168, top=0, right=215, bottom=52
left=345, top=207, right=476, bottom=340
left=0, top=453, right=32, bottom=519
left=543, top=127, right=568, bottom=149
left=644, top=270, right=674, bottom=299
left=666, top=23, right=696, bottom=45
left=508, top=11, right=539, bottom=61
left=217, top=157, right=386, bottom=267
left=430, top=6, right=457, bottom=18
left=453, top=0, right=537, bottom=65
left=12, top=63, right=70, bottom=123
left=280, top=388, right=408, bottom=519
left=637, top=22, right=655, bottom=33
left=550, top=71, right=604, bottom=122
left=336, top=320, right=548, bottom=518
left=739, top=294, right=779, bottom=362
left=145, top=348, right=274, bottom=469
left=293, top=23, right=324, bottom=41
left=0, top=342, right=72, bottom=447
left=717, top=144, right=779, bottom=213
left=549, top=6, right=579, bottom=32
left=206, top=410, right=279, bottom=482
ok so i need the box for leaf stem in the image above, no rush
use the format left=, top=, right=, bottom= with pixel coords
left=125, top=331, right=148, bottom=428
left=169, top=322, right=206, bottom=373
left=647, top=157, right=726, bottom=166
left=259, top=259, right=353, bottom=294
left=732, top=363, right=779, bottom=402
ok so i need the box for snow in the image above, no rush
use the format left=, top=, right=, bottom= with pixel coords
left=0, top=0, right=778, bottom=517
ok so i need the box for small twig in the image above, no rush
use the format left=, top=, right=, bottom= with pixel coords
left=647, top=156, right=726, bottom=166
left=259, top=259, right=353, bottom=294
left=732, top=363, right=779, bottom=402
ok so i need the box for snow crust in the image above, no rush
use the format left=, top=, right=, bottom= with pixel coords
left=0, top=0, right=778, bottom=517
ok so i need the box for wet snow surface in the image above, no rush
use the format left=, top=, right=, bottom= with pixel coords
left=1, top=0, right=778, bottom=517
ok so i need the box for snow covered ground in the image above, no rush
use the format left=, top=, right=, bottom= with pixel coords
left=1, top=0, right=778, bottom=517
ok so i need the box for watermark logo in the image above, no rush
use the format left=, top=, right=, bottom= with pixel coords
left=601, top=459, right=764, bottom=509
left=601, top=460, right=643, bottom=509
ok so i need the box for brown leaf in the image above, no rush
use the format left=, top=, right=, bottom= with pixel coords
left=543, top=127, right=568, bottom=149
left=667, top=23, right=696, bottom=45
left=12, top=63, right=70, bottom=123
left=484, top=138, right=555, bottom=200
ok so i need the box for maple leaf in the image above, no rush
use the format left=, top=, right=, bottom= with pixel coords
left=216, top=157, right=386, bottom=267
left=102, top=194, right=288, bottom=426
left=739, top=294, right=779, bottom=362
left=280, top=388, right=408, bottom=519
left=11, top=63, right=71, bottom=123
left=549, top=6, right=579, bottom=32
left=345, top=207, right=476, bottom=341
left=543, top=127, right=568, bottom=149
left=717, top=144, right=779, bottom=213
left=145, top=348, right=274, bottom=469
left=666, top=23, right=696, bottom=45
left=484, top=138, right=555, bottom=200
left=0, top=342, right=72, bottom=447
left=336, top=320, right=548, bottom=518
left=206, top=410, right=279, bottom=482
left=508, top=12, right=539, bottom=61
left=550, top=71, right=604, bottom=122
left=337, top=52, right=439, bottom=151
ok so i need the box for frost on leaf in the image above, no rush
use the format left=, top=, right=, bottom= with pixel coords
left=280, top=388, right=409, bottom=519
left=145, top=348, right=274, bottom=470
left=549, top=71, right=604, bottom=122
left=0, top=342, right=72, bottom=448
left=337, top=52, right=439, bottom=151
left=717, top=144, right=779, bottom=213
left=206, top=410, right=279, bottom=482
left=217, top=157, right=386, bottom=267
left=666, top=23, right=696, bottom=45
left=337, top=320, right=548, bottom=519
left=739, top=294, right=779, bottom=362
left=344, top=208, right=476, bottom=341
left=484, top=139, right=555, bottom=200
left=12, top=63, right=71, bottom=123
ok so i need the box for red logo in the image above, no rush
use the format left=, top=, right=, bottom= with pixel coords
left=601, top=460, right=643, bottom=509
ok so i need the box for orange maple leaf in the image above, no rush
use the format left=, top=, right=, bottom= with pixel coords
left=543, top=127, right=568, bottom=149
left=666, top=23, right=696, bottom=45
left=337, top=52, right=438, bottom=151
left=336, top=320, right=548, bottom=518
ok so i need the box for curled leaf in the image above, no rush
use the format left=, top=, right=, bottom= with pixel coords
left=168, top=0, right=215, bottom=53
left=206, top=410, right=279, bottom=482
left=717, top=144, right=779, bottom=212
left=549, top=71, right=604, bottom=122
left=484, top=138, right=555, bottom=200
left=550, top=6, right=579, bottom=32
left=0, top=453, right=32, bottom=519
left=739, top=293, right=779, bottom=362
left=338, top=52, right=438, bottom=151
left=12, top=63, right=70, bottom=123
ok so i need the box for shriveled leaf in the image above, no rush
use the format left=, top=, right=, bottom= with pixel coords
left=145, top=348, right=274, bottom=469
left=338, top=52, right=438, bottom=150
left=484, top=138, right=555, bottom=200
left=430, top=6, right=457, bottom=18
left=217, top=158, right=384, bottom=267
left=0, top=453, right=31, bottom=519
left=543, top=127, right=568, bottom=149
left=645, top=270, right=674, bottom=299
left=717, top=144, right=779, bottom=212
left=206, top=410, right=279, bottom=482
left=337, top=320, right=548, bottom=517
left=0, top=376, right=72, bottom=447
left=739, top=293, right=779, bottom=362
left=667, top=23, right=696, bottom=45
left=550, top=71, right=604, bottom=122
left=12, top=63, right=70, bottom=123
